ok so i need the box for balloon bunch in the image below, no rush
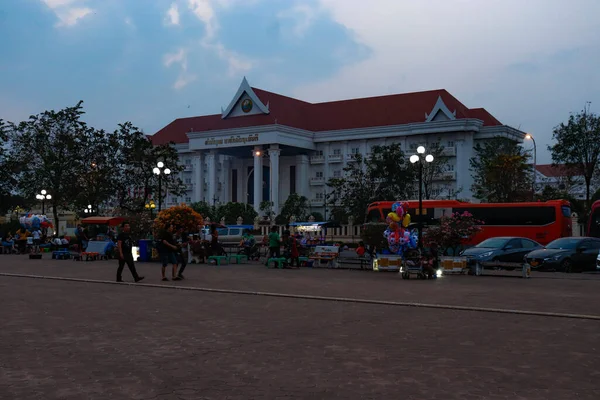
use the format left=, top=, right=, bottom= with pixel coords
left=383, top=202, right=417, bottom=256
left=19, top=214, right=54, bottom=230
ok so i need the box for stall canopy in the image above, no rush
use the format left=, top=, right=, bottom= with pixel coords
left=81, top=216, right=125, bottom=226
left=288, top=221, right=340, bottom=232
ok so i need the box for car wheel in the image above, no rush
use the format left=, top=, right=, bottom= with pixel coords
left=561, top=258, right=573, bottom=273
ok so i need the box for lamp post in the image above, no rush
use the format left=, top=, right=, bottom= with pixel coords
left=153, top=161, right=171, bottom=212
left=410, top=146, right=434, bottom=249
left=36, top=190, right=52, bottom=215
left=145, top=200, right=156, bottom=219
left=84, top=204, right=95, bottom=215
left=525, top=134, right=537, bottom=200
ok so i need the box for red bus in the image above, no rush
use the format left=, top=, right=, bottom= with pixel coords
left=365, top=199, right=572, bottom=246
left=587, top=201, right=600, bottom=238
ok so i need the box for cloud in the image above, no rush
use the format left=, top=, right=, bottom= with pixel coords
left=163, top=49, right=197, bottom=89
left=277, top=4, right=319, bottom=38
left=41, top=0, right=94, bottom=27
left=166, top=3, right=180, bottom=26
left=201, top=41, right=254, bottom=77
left=187, top=0, right=217, bottom=39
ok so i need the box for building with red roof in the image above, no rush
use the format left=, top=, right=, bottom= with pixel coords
left=150, top=77, right=525, bottom=214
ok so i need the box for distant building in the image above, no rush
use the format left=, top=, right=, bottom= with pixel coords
left=151, top=77, right=526, bottom=214
left=535, top=164, right=587, bottom=200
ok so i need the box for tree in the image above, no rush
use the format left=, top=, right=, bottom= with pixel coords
left=550, top=107, right=600, bottom=210
left=328, top=144, right=415, bottom=222
left=276, top=193, right=309, bottom=225
left=190, top=201, right=216, bottom=222
left=7, top=101, right=90, bottom=227
left=424, top=211, right=483, bottom=255
left=215, top=202, right=258, bottom=225
left=259, top=200, right=274, bottom=220
left=419, top=143, right=451, bottom=200
left=470, top=137, right=532, bottom=202
left=109, top=122, right=186, bottom=214
left=154, top=204, right=203, bottom=233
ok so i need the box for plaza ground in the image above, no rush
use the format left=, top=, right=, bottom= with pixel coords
left=0, top=256, right=599, bottom=399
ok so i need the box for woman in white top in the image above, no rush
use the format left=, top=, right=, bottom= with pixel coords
left=32, top=229, right=42, bottom=254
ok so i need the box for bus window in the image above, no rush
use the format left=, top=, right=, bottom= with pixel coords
left=453, top=206, right=555, bottom=226
left=589, top=209, right=600, bottom=238
left=561, top=206, right=571, bottom=217
left=366, top=208, right=383, bottom=223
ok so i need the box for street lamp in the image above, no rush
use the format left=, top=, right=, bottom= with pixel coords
left=84, top=204, right=94, bottom=215
left=525, top=134, right=537, bottom=200
left=35, top=190, right=52, bottom=215
left=145, top=200, right=156, bottom=218
left=410, top=146, right=434, bottom=249
left=153, top=161, right=171, bottom=212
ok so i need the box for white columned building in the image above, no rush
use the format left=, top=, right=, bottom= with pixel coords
left=151, top=77, right=527, bottom=215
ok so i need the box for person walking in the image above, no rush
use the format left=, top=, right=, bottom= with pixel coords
left=116, top=222, right=144, bottom=283
left=158, top=224, right=180, bottom=281
left=31, top=228, right=42, bottom=254
left=283, top=230, right=300, bottom=268
left=175, top=227, right=190, bottom=280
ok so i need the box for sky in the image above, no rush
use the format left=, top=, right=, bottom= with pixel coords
left=1, top=0, right=599, bottom=164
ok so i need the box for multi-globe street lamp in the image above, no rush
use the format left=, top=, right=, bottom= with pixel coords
left=84, top=204, right=95, bottom=215
left=36, top=190, right=52, bottom=215
left=145, top=200, right=156, bottom=218
left=152, top=162, right=171, bottom=212
left=410, top=146, right=434, bottom=249
left=525, top=133, right=537, bottom=200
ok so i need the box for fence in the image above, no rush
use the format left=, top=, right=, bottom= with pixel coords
left=253, top=224, right=362, bottom=244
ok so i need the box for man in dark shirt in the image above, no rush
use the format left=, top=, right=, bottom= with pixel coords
left=116, top=222, right=144, bottom=283
left=158, top=224, right=180, bottom=281
left=175, top=227, right=190, bottom=280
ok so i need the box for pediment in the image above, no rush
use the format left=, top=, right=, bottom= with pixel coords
left=425, top=96, right=456, bottom=122
left=221, top=77, right=270, bottom=119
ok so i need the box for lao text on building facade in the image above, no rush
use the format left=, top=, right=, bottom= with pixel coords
left=150, top=77, right=526, bottom=214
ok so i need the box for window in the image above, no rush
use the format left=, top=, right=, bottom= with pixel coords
left=185, top=197, right=192, bottom=203
left=185, top=159, right=191, bottom=165
left=333, top=149, right=341, bottom=155
left=185, top=178, right=192, bottom=184
left=447, top=141, right=455, bottom=147
left=228, top=228, right=241, bottom=236
left=351, top=147, right=360, bottom=154
left=316, top=192, right=324, bottom=200
left=453, top=206, right=556, bottom=226
left=232, top=169, right=238, bottom=202
left=521, top=239, right=538, bottom=249
left=315, top=150, right=323, bottom=156
left=316, top=171, right=323, bottom=178
left=172, top=197, right=178, bottom=203
left=506, top=239, right=522, bottom=249
left=446, top=164, right=455, bottom=172
left=409, top=143, right=418, bottom=150
left=561, top=206, right=571, bottom=217
left=333, top=170, right=341, bottom=178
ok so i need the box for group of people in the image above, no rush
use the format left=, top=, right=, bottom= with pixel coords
left=0, top=227, right=72, bottom=255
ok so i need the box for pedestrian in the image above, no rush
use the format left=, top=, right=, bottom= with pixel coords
left=158, top=223, right=180, bottom=281
left=284, top=230, right=300, bottom=268
left=31, top=228, right=42, bottom=254
left=265, top=226, right=281, bottom=265
left=175, top=227, right=190, bottom=280
left=116, top=222, right=144, bottom=283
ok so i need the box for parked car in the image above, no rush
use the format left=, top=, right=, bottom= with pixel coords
left=525, top=237, right=600, bottom=273
left=597, top=252, right=600, bottom=271
left=460, top=237, right=542, bottom=268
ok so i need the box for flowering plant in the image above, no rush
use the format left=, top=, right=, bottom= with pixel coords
left=154, top=204, right=203, bottom=233
left=424, top=211, right=483, bottom=255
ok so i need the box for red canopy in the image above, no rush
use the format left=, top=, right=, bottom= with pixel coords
left=81, top=216, right=125, bottom=226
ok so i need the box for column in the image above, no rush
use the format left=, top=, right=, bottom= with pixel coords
left=269, top=145, right=281, bottom=215
left=206, top=151, right=217, bottom=204
left=296, top=155, right=309, bottom=198
left=253, top=146, right=262, bottom=212
left=222, top=157, right=230, bottom=203
left=236, top=159, right=244, bottom=204
left=193, top=154, right=202, bottom=203
left=323, top=142, right=330, bottom=182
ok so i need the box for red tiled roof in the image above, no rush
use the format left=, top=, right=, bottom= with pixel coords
left=536, top=164, right=582, bottom=178
left=151, top=87, right=505, bottom=145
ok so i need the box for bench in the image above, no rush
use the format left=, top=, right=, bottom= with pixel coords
left=338, top=256, right=369, bottom=270
left=267, top=257, right=287, bottom=269
left=298, top=256, right=309, bottom=267
left=228, top=254, right=248, bottom=264
left=52, top=249, right=71, bottom=260
left=80, top=241, right=111, bottom=261
left=308, top=246, right=340, bottom=268
left=208, top=255, right=228, bottom=266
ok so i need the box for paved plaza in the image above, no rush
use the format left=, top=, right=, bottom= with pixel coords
left=1, top=255, right=599, bottom=399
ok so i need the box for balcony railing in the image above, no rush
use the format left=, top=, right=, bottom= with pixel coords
left=328, top=154, right=343, bottom=163
left=441, top=147, right=456, bottom=157
left=310, top=199, right=324, bottom=207
left=310, top=155, right=325, bottom=164
left=310, top=177, right=325, bottom=185
left=436, top=171, right=456, bottom=180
